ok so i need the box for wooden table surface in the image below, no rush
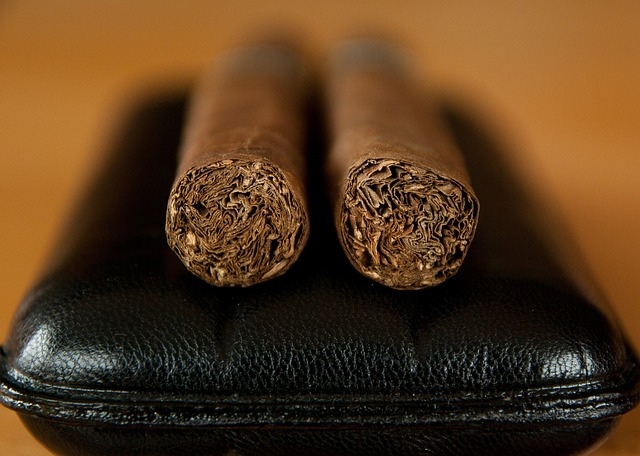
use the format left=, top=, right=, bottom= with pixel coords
left=1, top=1, right=639, bottom=454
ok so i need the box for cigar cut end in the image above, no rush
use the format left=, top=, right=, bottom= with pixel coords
left=339, top=158, right=478, bottom=290
left=166, top=157, right=308, bottom=287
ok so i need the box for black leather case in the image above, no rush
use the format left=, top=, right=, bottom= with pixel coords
left=1, top=93, right=638, bottom=456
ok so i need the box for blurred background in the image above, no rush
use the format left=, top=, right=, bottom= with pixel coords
left=1, top=1, right=638, bottom=454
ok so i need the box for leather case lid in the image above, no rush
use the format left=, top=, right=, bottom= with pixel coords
left=1, top=93, right=638, bottom=429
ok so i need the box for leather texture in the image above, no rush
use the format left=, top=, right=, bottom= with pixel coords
left=1, top=93, right=638, bottom=456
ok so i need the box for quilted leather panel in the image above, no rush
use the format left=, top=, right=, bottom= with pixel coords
left=1, top=94, right=638, bottom=451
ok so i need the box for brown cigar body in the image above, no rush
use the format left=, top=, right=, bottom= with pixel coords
left=326, top=40, right=479, bottom=290
left=166, top=44, right=309, bottom=287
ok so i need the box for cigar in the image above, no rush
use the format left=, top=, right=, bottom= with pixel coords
left=166, top=44, right=309, bottom=287
left=326, top=40, right=479, bottom=290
